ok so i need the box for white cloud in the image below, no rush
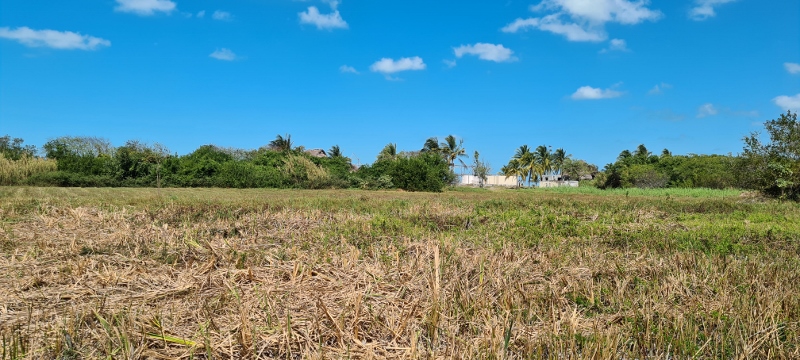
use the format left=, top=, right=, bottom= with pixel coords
left=648, top=83, right=672, bottom=95
left=370, top=57, right=426, bottom=74
left=114, top=0, right=176, bottom=16
left=339, top=65, right=359, bottom=74
left=501, top=18, right=539, bottom=33
left=299, top=6, right=347, bottom=30
left=689, top=0, right=736, bottom=21
left=785, top=62, right=800, bottom=75
left=210, top=48, right=237, bottom=61
left=697, top=103, right=719, bottom=118
left=502, top=15, right=605, bottom=42
left=531, top=0, right=662, bottom=24
left=443, top=59, right=458, bottom=68
left=0, top=27, right=110, bottom=50
left=503, top=0, right=660, bottom=42
left=453, top=43, right=516, bottom=62
left=571, top=85, right=623, bottom=100
left=212, top=10, right=232, bottom=21
left=773, top=94, right=800, bottom=111
left=601, top=38, right=629, bottom=53
left=197, top=10, right=205, bottom=18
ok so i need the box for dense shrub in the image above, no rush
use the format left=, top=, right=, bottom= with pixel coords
left=598, top=145, right=742, bottom=190
left=357, top=152, right=454, bottom=192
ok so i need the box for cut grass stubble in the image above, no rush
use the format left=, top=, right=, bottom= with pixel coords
left=0, top=187, right=799, bottom=359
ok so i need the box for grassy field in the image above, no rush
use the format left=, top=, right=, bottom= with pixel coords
left=1, top=186, right=799, bottom=359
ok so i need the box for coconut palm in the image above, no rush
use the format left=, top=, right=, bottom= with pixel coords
left=421, top=137, right=440, bottom=153
left=268, top=134, right=293, bottom=152
left=534, top=145, right=553, bottom=184
left=512, top=145, right=538, bottom=186
left=377, top=143, right=397, bottom=161
left=328, top=145, right=342, bottom=158
left=551, top=148, right=567, bottom=175
left=618, top=149, right=632, bottom=161
left=439, top=135, right=467, bottom=169
left=501, top=158, right=525, bottom=188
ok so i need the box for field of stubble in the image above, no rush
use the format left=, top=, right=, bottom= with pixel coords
left=1, top=186, right=798, bottom=359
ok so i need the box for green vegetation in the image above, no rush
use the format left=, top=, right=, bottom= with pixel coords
left=741, top=110, right=800, bottom=200
left=596, top=144, right=740, bottom=190
left=1, top=111, right=798, bottom=200
left=0, top=187, right=798, bottom=358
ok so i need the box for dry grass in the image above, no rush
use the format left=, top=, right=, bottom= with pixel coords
left=1, top=187, right=799, bottom=359
left=0, top=155, right=57, bottom=186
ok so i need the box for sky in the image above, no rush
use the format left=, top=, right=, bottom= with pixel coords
left=1, top=0, right=799, bottom=169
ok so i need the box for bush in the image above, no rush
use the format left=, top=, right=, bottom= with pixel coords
left=358, top=152, right=454, bottom=192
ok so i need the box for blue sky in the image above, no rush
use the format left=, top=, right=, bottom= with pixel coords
left=1, top=0, right=798, bottom=169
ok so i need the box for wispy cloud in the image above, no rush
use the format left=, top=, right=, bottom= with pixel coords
left=212, top=10, right=232, bottom=21
left=370, top=57, right=426, bottom=76
left=114, top=0, right=176, bottom=16
left=648, top=83, right=672, bottom=95
left=689, top=0, right=736, bottom=21
left=0, top=27, right=110, bottom=50
left=443, top=59, right=458, bottom=68
left=571, top=85, right=623, bottom=100
left=696, top=103, right=719, bottom=118
left=339, top=65, right=359, bottom=74
left=453, top=43, right=516, bottom=62
left=299, top=1, right=347, bottom=30
left=600, top=38, right=630, bottom=53
left=209, top=48, right=237, bottom=61
left=773, top=94, right=800, bottom=111
left=785, top=62, right=800, bottom=75
left=502, top=15, right=605, bottom=42
left=197, top=10, right=205, bottom=18
left=502, top=0, right=661, bottom=42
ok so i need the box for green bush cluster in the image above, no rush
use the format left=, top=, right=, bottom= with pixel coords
left=3, top=135, right=455, bottom=192
left=596, top=146, right=741, bottom=190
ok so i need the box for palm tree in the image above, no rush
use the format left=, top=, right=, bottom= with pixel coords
left=634, top=144, right=651, bottom=160
left=421, top=137, right=440, bottom=153
left=268, top=134, right=293, bottom=152
left=377, top=143, right=397, bottom=161
left=513, top=145, right=535, bottom=186
left=550, top=148, right=567, bottom=175
left=501, top=159, right=525, bottom=188
left=328, top=145, right=342, bottom=158
left=534, top=145, right=552, bottom=182
left=439, top=135, right=467, bottom=169
left=618, top=149, right=632, bottom=161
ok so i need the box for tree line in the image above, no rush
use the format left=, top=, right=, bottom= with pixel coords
left=1, top=111, right=797, bottom=198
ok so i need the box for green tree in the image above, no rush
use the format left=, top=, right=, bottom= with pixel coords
left=501, top=159, right=525, bottom=188
left=741, top=111, right=800, bottom=199
left=328, top=145, right=342, bottom=158
left=0, top=135, right=37, bottom=160
left=268, top=134, right=293, bottom=152
left=378, top=143, right=397, bottom=161
left=439, top=135, right=467, bottom=169
left=550, top=148, right=566, bottom=175
left=472, top=151, right=490, bottom=188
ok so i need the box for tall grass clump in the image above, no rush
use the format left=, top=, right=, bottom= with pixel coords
left=0, top=154, right=57, bottom=185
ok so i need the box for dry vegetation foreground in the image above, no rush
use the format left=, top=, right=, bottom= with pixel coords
left=1, top=187, right=799, bottom=359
